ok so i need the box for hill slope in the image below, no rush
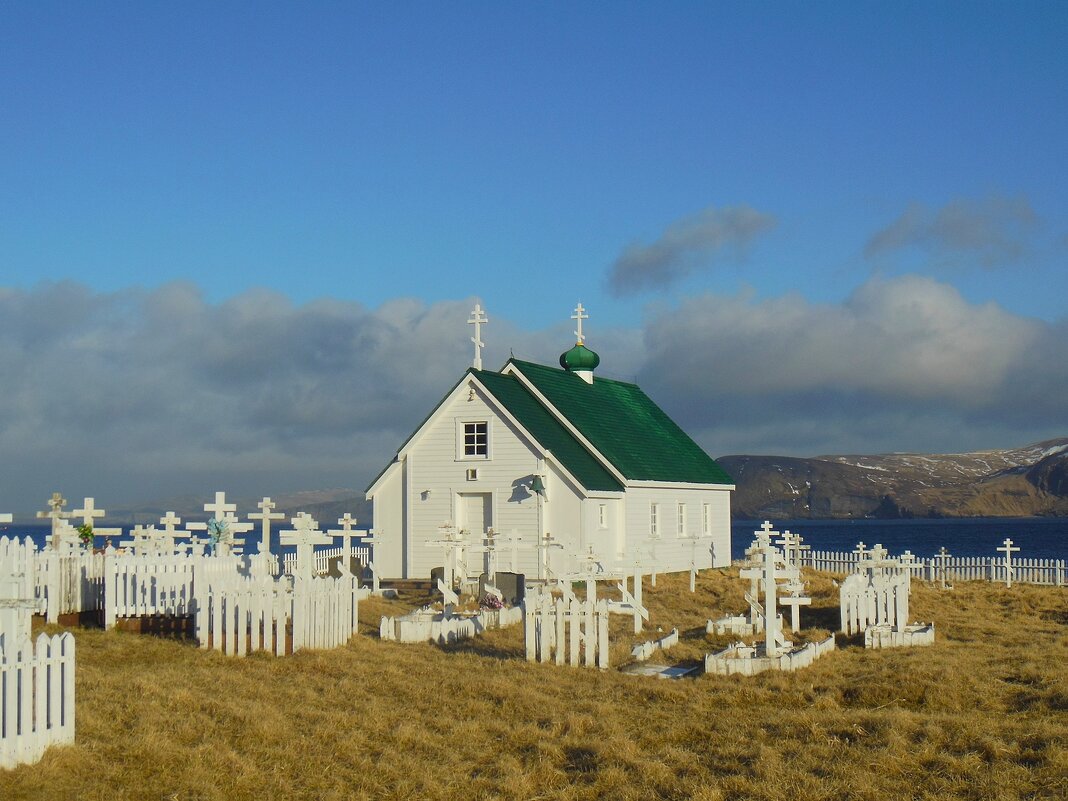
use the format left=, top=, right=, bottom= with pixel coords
left=719, top=438, right=1068, bottom=518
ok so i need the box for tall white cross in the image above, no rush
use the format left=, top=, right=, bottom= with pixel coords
left=425, top=522, right=467, bottom=605
left=571, top=302, right=588, bottom=344
left=998, top=538, right=1019, bottom=588
left=935, top=546, right=952, bottom=589
left=203, top=491, right=237, bottom=520
left=72, top=497, right=123, bottom=546
left=468, top=303, right=488, bottom=370
left=71, top=497, right=104, bottom=528
left=248, top=497, right=285, bottom=555
left=280, top=513, right=336, bottom=579
left=327, top=513, right=359, bottom=576
left=37, top=492, right=71, bottom=549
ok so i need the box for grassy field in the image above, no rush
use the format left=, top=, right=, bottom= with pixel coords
left=2, top=569, right=1066, bottom=800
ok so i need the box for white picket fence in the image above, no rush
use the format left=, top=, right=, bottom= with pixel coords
left=0, top=632, right=76, bottom=770
left=36, top=550, right=106, bottom=622
left=196, top=573, right=362, bottom=656
left=523, top=593, right=610, bottom=669
left=196, top=576, right=292, bottom=656
left=103, top=552, right=253, bottom=628
left=281, top=546, right=369, bottom=576
left=804, top=550, right=1066, bottom=586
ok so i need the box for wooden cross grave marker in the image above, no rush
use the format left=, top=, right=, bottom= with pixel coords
left=36, top=492, right=71, bottom=549
left=280, top=513, right=336, bottom=579
left=248, top=497, right=286, bottom=555
left=998, top=538, right=1020, bottom=588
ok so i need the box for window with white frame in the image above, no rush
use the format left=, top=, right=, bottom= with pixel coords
left=677, top=502, right=687, bottom=537
left=650, top=503, right=660, bottom=538
left=702, top=503, right=711, bottom=536
left=598, top=504, right=608, bottom=529
left=462, top=421, right=488, bottom=457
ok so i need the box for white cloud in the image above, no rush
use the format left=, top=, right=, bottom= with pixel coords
left=0, top=276, right=1064, bottom=513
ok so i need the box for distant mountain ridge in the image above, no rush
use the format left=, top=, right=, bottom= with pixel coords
left=104, top=489, right=372, bottom=529
left=718, top=438, right=1068, bottom=519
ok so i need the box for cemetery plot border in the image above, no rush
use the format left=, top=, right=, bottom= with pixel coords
left=0, top=632, right=76, bottom=770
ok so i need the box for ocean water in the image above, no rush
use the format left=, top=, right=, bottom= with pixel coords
left=731, top=517, right=1068, bottom=562
left=5, top=518, right=1067, bottom=562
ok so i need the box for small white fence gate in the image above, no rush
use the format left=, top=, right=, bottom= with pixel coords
left=0, top=631, right=76, bottom=770
left=523, top=593, right=610, bottom=669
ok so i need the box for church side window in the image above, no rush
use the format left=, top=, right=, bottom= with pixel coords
left=649, top=503, right=660, bottom=538
left=598, top=504, right=608, bottom=529
left=677, top=503, right=687, bottom=537
left=702, top=503, right=711, bottom=536
left=463, top=421, right=488, bottom=456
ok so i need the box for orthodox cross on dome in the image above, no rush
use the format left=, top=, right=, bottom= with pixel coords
left=571, top=302, right=588, bottom=345
left=468, top=303, right=488, bottom=370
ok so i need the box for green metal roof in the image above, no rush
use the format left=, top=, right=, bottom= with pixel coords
left=473, top=369, right=624, bottom=492
left=508, top=359, right=734, bottom=485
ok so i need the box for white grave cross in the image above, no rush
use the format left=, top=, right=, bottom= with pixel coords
left=248, top=497, right=286, bottom=555
left=998, top=538, right=1020, bottom=588
left=327, top=513, right=360, bottom=576
left=36, top=492, right=71, bottom=549
left=935, top=546, right=952, bottom=589
left=425, top=522, right=466, bottom=605
left=72, top=497, right=123, bottom=547
left=280, top=513, right=335, bottom=579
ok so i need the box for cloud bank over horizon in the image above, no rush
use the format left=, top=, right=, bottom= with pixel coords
left=1, top=277, right=1065, bottom=513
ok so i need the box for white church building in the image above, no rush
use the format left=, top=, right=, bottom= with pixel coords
left=366, top=304, right=734, bottom=581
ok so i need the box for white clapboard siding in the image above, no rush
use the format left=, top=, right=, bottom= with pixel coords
left=804, top=550, right=1066, bottom=587
left=523, top=593, right=609, bottom=669
left=0, top=632, right=76, bottom=770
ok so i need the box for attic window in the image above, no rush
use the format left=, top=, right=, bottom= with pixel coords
left=463, top=422, right=488, bottom=456
left=466, top=468, right=479, bottom=481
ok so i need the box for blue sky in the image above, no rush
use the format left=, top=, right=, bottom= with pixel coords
left=1, top=3, right=1066, bottom=510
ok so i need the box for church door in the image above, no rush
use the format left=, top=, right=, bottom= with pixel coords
left=459, top=492, right=493, bottom=576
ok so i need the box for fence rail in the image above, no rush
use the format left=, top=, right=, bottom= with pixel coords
left=804, top=549, right=1066, bottom=586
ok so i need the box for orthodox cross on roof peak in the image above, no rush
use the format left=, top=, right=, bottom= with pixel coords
left=572, top=302, right=588, bottom=345
left=468, top=303, right=488, bottom=370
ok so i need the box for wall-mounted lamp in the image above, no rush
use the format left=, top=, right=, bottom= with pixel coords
left=529, top=475, right=546, bottom=496
left=421, top=489, right=432, bottom=501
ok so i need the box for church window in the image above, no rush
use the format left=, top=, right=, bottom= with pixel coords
left=703, top=503, right=711, bottom=536
left=598, top=504, right=607, bottom=529
left=463, top=421, right=488, bottom=456
left=677, top=503, right=687, bottom=537
left=650, top=503, right=660, bottom=538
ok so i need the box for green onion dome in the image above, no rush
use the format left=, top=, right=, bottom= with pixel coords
left=559, top=342, right=600, bottom=372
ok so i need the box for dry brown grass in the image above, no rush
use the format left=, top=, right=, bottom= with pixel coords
left=2, top=570, right=1066, bottom=800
